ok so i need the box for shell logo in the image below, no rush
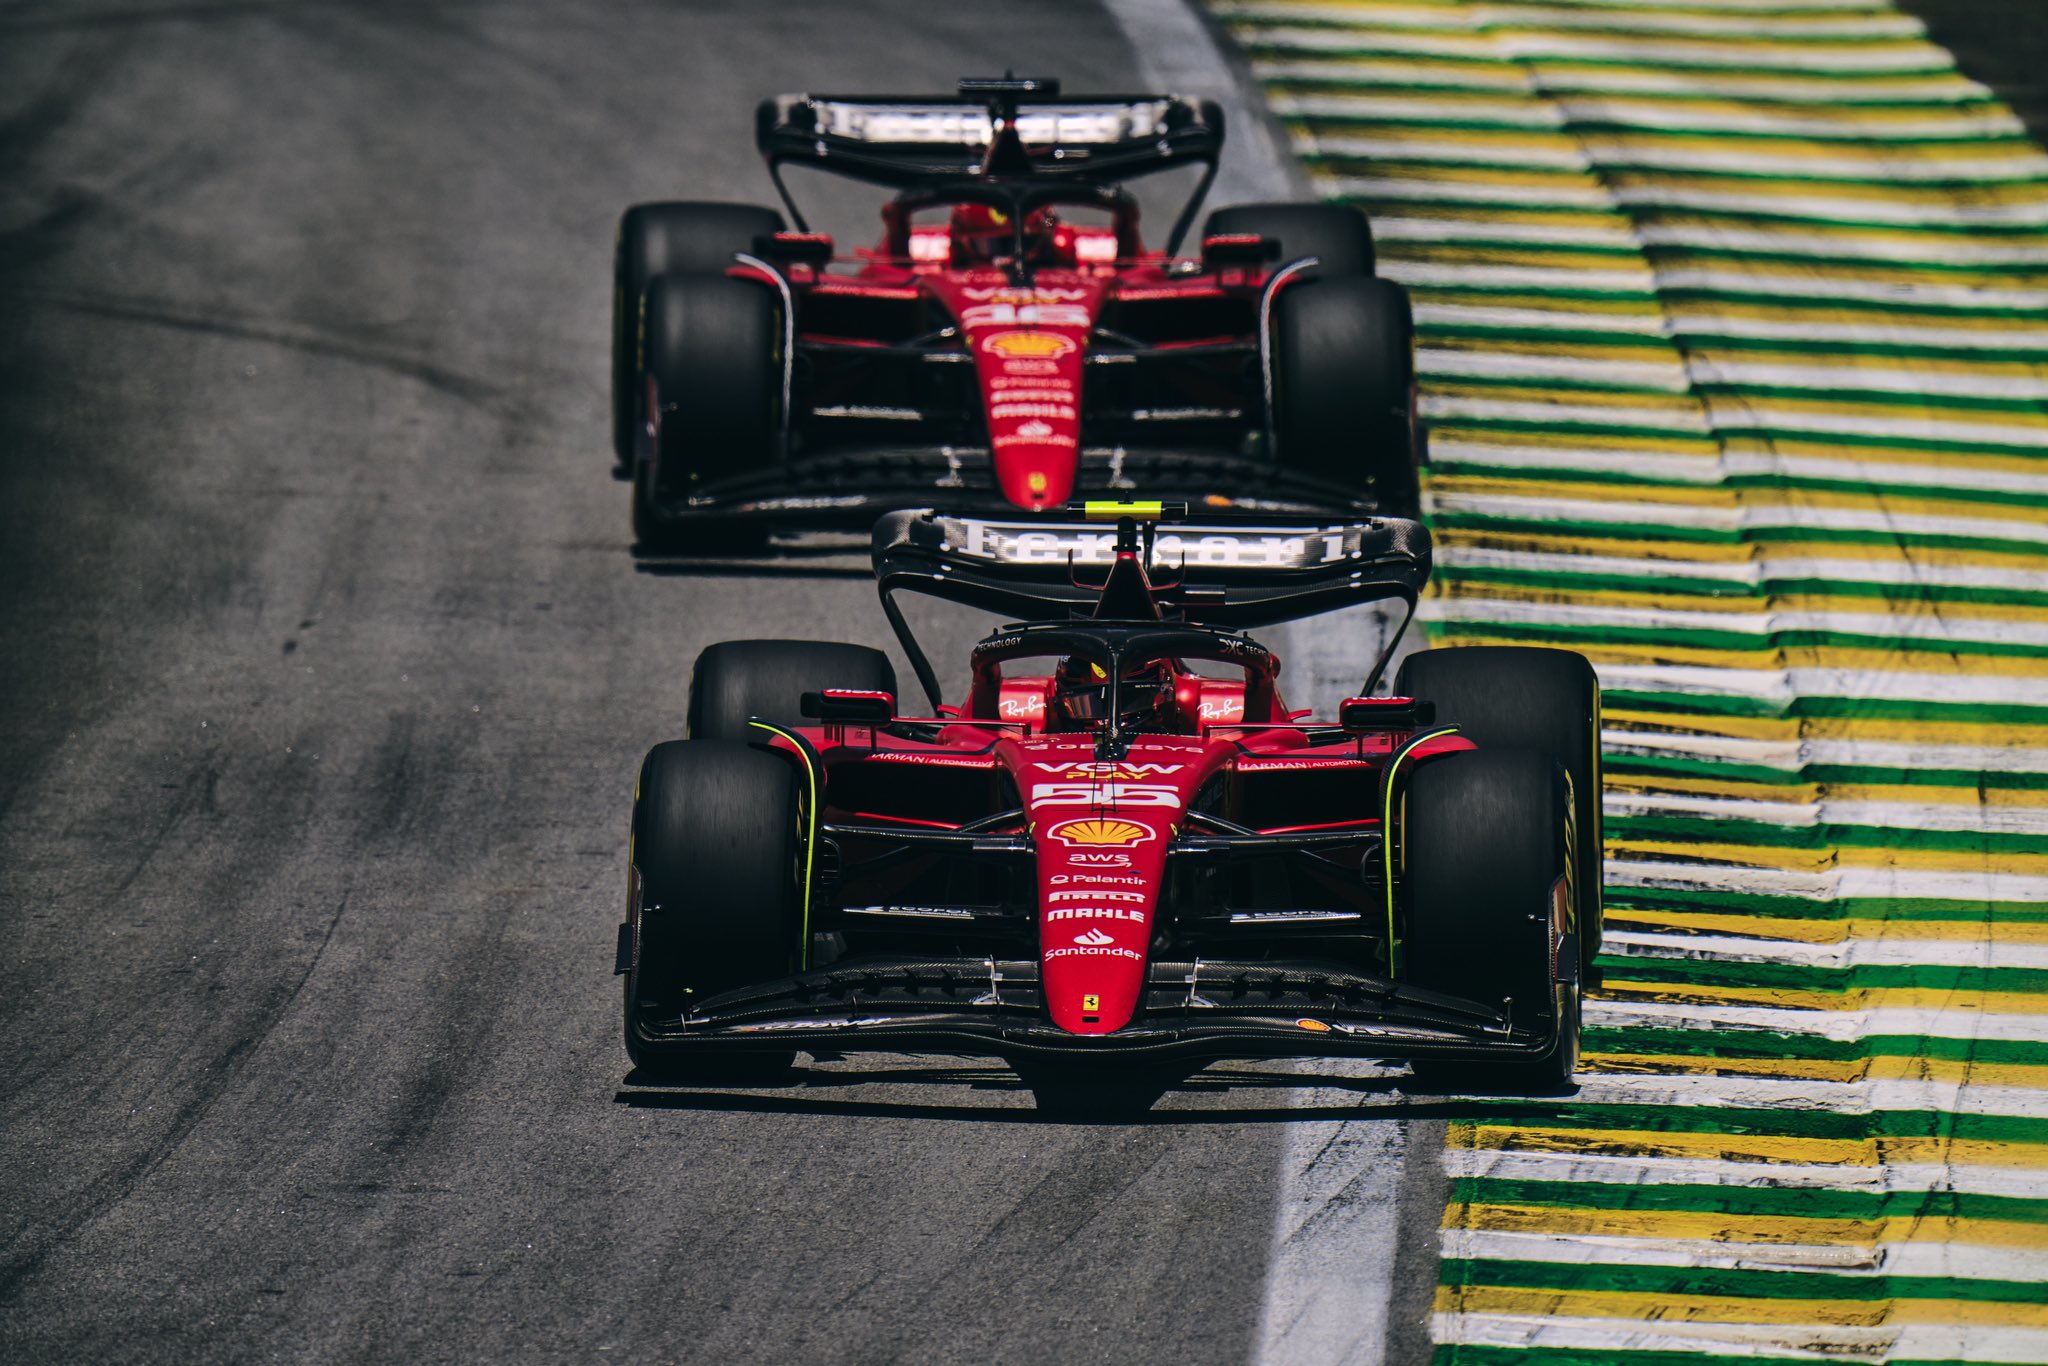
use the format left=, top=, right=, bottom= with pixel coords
left=1049, top=817, right=1153, bottom=848
left=983, top=331, right=1076, bottom=360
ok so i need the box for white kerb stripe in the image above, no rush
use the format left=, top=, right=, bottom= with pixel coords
left=1438, top=1229, right=2048, bottom=1283
left=1603, top=929, right=2048, bottom=970
left=1433, top=1313, right=2048, bottom=1361
left=1586, top=1000, right=2048, bottom=1042
left=1443, top=1148, right=2048, bottom=1200
left=1605, top=857, right=2048, bottom=903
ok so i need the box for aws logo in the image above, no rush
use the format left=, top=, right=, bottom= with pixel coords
left=1066, top=852, right=1132, bottom=868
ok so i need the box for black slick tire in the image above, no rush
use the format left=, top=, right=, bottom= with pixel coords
left=1271, top=275, right=1419, bottom=514
left=623, top=739, right=803, bottom=1077
left=613, top=201, right=785, bottom=466
left=686, top=639, right=897, bottom=742
left=1396, top=646, right=1603, bottom=973
left=1204, top=201, right=1375, bottom=276
left=633, top=271, right=782, bottom=554
left=1403, top=748, right=1579, bottom=1093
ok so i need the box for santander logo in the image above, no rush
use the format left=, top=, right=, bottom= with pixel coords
left=1073, top=927, right=1115, bottom=947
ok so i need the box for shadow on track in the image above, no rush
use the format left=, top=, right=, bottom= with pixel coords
left=630, top=539, right=873, bottom=579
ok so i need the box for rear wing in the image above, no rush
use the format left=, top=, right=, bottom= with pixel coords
left=756, top=79, right=1225, bottom=253
left=756, top=90, right=1223, bottom=188
left=871, top=508, right=1432, bottom=707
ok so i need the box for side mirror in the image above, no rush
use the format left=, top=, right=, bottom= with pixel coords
left=1201, top=233, right=1278, bottom=270
left=801, top=688, right=896, bottom=724
left=1338, top=695, right=1435, bottom=732
left=753, top=231, right=833, bottom=268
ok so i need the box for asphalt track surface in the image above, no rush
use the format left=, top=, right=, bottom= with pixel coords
left=0, top=2, right=1443, bottom=1361
left=1903, top=1, right=2048, bottom=141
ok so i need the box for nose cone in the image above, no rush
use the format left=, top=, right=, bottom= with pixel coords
left=1023, top=740, right=1203, bottom=1035
left=928, top=270, right=1099, bottom=514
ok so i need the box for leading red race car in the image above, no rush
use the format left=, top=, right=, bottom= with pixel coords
left=616, top=504, right=1603, bottom=1093
left=611, top=78, right=1419, bottom=552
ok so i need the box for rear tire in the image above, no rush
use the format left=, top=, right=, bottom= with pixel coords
left=1395, top=646, right=1603, bottom=973
left=1403, top=748, right=1578, bottom=1094
left=687, top=639, right=897, bottom=742
left=634, top=272, right=783, bottom=554
left=1271, top=275, right=1418, bottom=514
left=1204, top=201, right=1375, bottom=276
left=623, top=739, right=802, bottom=1075
left=613, top=201, right=785, bottom=466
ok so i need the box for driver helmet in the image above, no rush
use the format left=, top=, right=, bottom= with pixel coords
left=1053, top=655, right=1173, bottom=731
left=949, top=204, right=1062, bottom=266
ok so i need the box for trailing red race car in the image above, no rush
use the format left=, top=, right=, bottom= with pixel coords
left=612, top=77, right=1419, bottom=552
left=616, top=503, right=1603, bottom=1092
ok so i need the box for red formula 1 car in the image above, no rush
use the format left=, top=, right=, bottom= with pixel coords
left=616, top=504, right=1603, bottom=1091
left=611, top=77, right=1419, bottom=552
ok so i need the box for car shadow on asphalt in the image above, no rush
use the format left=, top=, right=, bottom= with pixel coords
left=630, top=541, right=873, bottom=578
left=612, top=1057, right=1584, bottom=1125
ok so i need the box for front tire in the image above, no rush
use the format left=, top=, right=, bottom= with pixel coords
left=1396, top=646, right=1603, bottom=974
left=613, top=201, right=785, bottom=467
left=624, top=739, right=803, bottom=1075
left=1403, top=748, right=1579, bottom=1093
left=1271, top=275, right=1418, bottom=514
left=633, top=272, right=783, bottom=554
left=687, top=639, right=897, bottom=741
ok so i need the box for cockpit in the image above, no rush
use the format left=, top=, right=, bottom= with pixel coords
left=964, top=626, right=1276, bottom=740
left=884, top=185, right=1138, bottom=269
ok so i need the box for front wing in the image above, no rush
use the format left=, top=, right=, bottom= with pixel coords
left=628, top=955, right=1569, bottom=1064
left=633, top=444, right=1381, bottom=539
